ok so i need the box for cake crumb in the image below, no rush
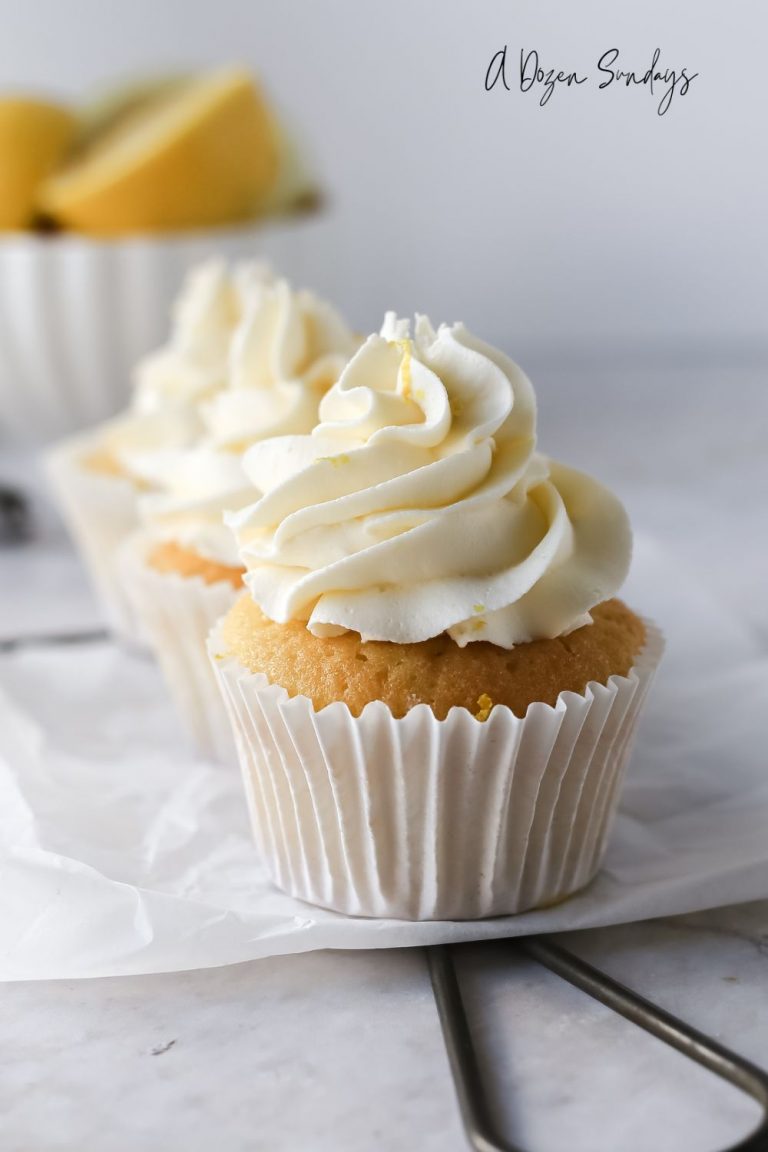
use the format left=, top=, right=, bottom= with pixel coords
left=147, top=539, right=244, bottom=589
left=222, top=597, right=646, bottom=720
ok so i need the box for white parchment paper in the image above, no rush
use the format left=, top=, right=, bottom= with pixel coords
left=1, top=532, right=767, bottom=980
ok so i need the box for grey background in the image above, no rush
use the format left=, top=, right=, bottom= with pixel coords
left=1, top=0, right=765, bottom=357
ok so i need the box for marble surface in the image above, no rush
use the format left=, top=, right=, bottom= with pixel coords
left=1, top=901, right=766, bottom=1151
left=1, top=358, right=766, bottom=1150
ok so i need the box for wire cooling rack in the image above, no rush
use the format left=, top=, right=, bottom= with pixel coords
left=429, top=938, right=768, bottom=1152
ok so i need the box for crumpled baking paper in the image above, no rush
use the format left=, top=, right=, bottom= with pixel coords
left=1, top=532, right=767, bottom=980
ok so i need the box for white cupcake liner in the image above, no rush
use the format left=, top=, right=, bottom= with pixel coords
left=0, top=214, right=324, bottom=446
left=121, top=533, right=240, bottom=762
left=45, top=429, right=145, bottom=646
left=208, top=618, right=664, bottom=921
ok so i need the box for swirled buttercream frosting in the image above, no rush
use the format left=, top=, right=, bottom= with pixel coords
left=135, top=278, right=359, bottom=564
left=133, top=258, right=272, bottom=415
left=98, top=259, right=273, bottom=477
left=227, top=314, right=632, bottom=647
left=202, top=278, right=360, bottom=448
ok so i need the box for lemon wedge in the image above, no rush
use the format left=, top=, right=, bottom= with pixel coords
left=38, top=68, right=278, bottom=234
left=0, top=98, right=76, bottom=230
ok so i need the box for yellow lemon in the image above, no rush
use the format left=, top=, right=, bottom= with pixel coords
left=74, top=74, right=192, bottom=153
left=0, top=98, right=77, bottom=230
left=39, top=68, right=279, bottom=234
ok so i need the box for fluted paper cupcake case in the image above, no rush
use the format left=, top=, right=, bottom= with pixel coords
left=0, top=216, right=324, bottom=445
left=46, top=429, right=145, bottom=646
left=121, top=533, right=240, bottom=762
left=208, top=618, right=664, bottom=921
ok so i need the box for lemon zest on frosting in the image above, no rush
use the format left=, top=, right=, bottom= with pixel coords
left=318, top=453, right=351, bottom=467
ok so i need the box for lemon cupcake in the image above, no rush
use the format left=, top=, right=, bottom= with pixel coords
left=122, top=279, right=359, bottom=759
left=210, top=314, right=663, bottom=919
left=47, top=257, right=270, bottom=643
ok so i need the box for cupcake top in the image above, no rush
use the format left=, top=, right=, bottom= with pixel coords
left=133, top=258, right=271, bottom=415
left=227, top=314, right=632, bottom=647
left=134, top=276, right=359, bottom=567
left=202, top=278, right=359, bottom=450
left=93, top=258, right=271, bottom=474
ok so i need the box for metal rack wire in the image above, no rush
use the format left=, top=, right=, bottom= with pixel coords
left=429, top=937, right=768, bottom=1152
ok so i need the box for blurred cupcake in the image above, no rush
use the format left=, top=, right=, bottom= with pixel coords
left=122, top=279, right=359, bottom=759
left=210, top=314, right=663, bottom=919
left=0, top=67, right=323, bottom=443
left=48, top=257, right=270, bottom=643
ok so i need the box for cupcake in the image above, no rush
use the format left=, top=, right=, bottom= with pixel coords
left=210, top=314, right=663, bottom=919
left=121, top=278, right=359, bottom=759
left=47, top=257, right=271, bottom=643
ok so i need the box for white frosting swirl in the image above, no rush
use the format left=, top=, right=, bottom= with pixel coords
left=228, top=314, right=632, bottom=647
left=202, top=279, right=359, bottom=448
left=99, top=259, right=273, bottom=480
left=133, top=258, right=272, bottom=416
left=134, top=445, right=253, bottom=567
left=135, top=279, right=358, bottom=565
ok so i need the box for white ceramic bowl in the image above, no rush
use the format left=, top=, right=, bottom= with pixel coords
left=0, top=213, right=327, bottom=445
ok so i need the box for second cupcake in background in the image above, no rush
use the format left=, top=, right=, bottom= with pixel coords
left=47, top=257, right=270, bottom=643
left=121, top=276, right=359, bottom=760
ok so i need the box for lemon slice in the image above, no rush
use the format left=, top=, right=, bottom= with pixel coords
left=0, top=98, right=76, bottom=230
left=38, top=68, right=279, bottom=234
left=74, top=74, right=191, bottom=153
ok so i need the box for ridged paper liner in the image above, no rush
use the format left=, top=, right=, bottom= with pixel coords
left=0, top=216, right=322, bottom=445
left=122, top=534, right=240, bottom=762
left=46, top=430, right=144, bottom=646
left=209, top=619, right=663, bottom=921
